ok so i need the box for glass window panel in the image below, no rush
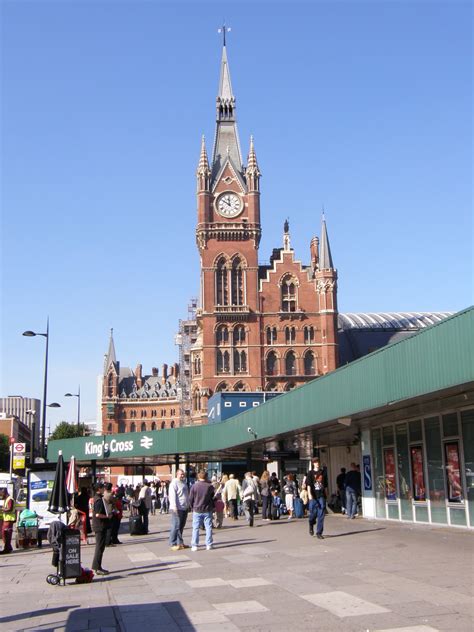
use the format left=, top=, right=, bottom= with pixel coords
left=384, top=447, right=397, bottom=500
left=409, top=419, right=422, bottom=443
left=387, top=504, right=400, bottom=520
left=396, top=424, right=413, bottom=520
left=371, top=428, right=386, bottom=518
left=461, top=409, right=474, bottom=526
left=415, top=504, right=429, bottom=523
left=382, top=426, right=394, bottom=446
left=410, top=446, right=426, bottom=501
left=424, top=417, right=447, bottom=524
left=449, top=507, right=467, bottom=526
left=444, top=441, right=463, bottom=503
left=442, top=413, right=459, bottom=438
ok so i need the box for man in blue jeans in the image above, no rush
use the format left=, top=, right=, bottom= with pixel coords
left=345, top=462, right=361, bottom=519
left=305, top=458, right=327, bottom=539
left=169, top=469, right=189, bottom=551
left=188, top=470, right=215, bottom=551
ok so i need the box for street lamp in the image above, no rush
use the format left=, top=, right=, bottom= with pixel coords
left=65, top=386, right=81, bottom=432
left=23, top=319, right=56, bottom=459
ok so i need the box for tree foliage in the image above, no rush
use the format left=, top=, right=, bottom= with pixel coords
left=0, top=434, right=10, bottom=471
left=49, top=422, right=89, bottom=441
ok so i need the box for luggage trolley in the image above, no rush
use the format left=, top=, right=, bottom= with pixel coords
left=15, top=509, right=39, bottom=549
left=46, top=522, right=82, bottom=586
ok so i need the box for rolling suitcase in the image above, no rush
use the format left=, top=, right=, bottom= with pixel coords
left=294, top=497, right=304, bottom=519
left=129, top=514, right=144, bottom=536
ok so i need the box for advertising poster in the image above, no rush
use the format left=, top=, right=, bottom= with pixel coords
left=410, top=446, right=426, bottom=501
left=445, top=442, right=463, bottom=502
left=28, top=471, right=66, bottom=530
left=363, top=455, right=372, bottom=491
left=384, top=448, right=397, bottom=500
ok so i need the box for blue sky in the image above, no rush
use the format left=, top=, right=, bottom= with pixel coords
left=1, top=1, right=472, bottom=429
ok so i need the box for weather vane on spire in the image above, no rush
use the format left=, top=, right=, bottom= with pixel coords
left=218, top=22, right=231, bottom=46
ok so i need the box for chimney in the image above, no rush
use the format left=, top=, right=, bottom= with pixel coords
left=135, top=364, right=143, bottom=388
left=161, top=363, right=168, bottom=384
left=151, top=367, right=158, bottom=377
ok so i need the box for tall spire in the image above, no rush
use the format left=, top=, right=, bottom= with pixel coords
left=211, top=37, right=243, bottom=183
left=319, top=212, right=334, bottom=270
left=104, top=328, right=117, bottom=374
left=246, top=135, right=261, bottom=191
left=197, top=135, right=211, bottom=191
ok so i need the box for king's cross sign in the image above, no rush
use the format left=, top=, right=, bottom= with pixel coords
left=140, top=436, right=153, bottom=450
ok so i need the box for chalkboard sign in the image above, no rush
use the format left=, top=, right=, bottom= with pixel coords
left=61, top=529, right=81, bottom=579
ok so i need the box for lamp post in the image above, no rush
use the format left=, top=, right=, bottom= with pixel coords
left=65, top=386, right=81, bottom=433
left=25, top=409, right=37, bottom=464
left=23, top=319, right=61, bottom=458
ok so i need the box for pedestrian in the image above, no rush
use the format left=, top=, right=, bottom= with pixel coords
left=213, top=492, right=225, bottom=528
left=138, top=481, right=152, bottom=534
left=270, top=488, right=281, bottom=520
left=251, top=471, right=260, bottom=514
left=299, top=483, right=309, bottom=516
left=306, top=458, right=326, bottom=539
left=150, top=483, right=157, bottom=515
left=336, top=467, right=347, bottom=514
left=91, top=482, right=110, bottom=575
left=345, top=463, right=361, bottom=519
left=162, top=481, right=170, bottom=514
left=241, top=471, right=259, bottom=527
left=188, top=470, right=215, bottom=551
left=260, top=471, right=271, bottom=520
left=283, top=473, right=297, bottom=519
left=109, top=487, right=123, bottom=544
left=270, top=471, right=281, bottom=493
left=223, top=474, right=241, bottom=520
left=169, top=469, right=189, bottom=551
left=103, top=483, right=115, bottom=547
left=0, top=487, right=15, bottom=555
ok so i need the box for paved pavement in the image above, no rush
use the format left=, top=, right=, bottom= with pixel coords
left=0, top=510, right=472, bottom=632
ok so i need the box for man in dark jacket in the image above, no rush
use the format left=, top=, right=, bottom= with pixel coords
left=345, top=463, right=361, bottom=519
left=305, top=458, right=326, bottom=539
left=91, top=482, right=110, bottom=575
left=188, top=470, right=215, bottom=551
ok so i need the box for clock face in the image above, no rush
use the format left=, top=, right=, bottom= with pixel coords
left=216, top=192, right=243, bottom=218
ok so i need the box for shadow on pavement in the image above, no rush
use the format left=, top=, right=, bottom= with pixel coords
left=326, top=527, right=386, bottom=538
left=0, top=605, right=80, bottom=626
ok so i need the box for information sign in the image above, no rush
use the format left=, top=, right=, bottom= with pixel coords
left=61, top=529, right=81, bottom=579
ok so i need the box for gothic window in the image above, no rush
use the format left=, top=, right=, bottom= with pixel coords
left=304, top=350, right=316, bottom=375
left=216, top=325, right=229, bottom=345
left=285, top=382, right=297, bottom=391
left=233, top=349, right=247, bottom=373
left=266, top=351, right=278, bottom=376
left=161, top=421, right=166, bottom=429
left=151, top=422, right=156, bottom=430
left=281, top=275, right=298, bottom=312
left=285, top=326, right=296, bottom=344
left=141, top=422, right=146, bottom=431
left=217, top=350, right=230, bottom=374
left=233, top=381, right=248, bottom=392
left=233, top=325, right=246, bottom=345
left=170, top=420, right=175, bottom=428
left=118, top=421, right=125, bottom=433
left=107, top=374, right=114, bottom=397
left=266, top=326, right=277, bottom=345
left=215, top=381, right=229, bottom=392
left=265, top=382, right=278, bottom=392
left=130, top=422, right=136, bottom=432
left=193, top=355, right=202, bottom=376
left=231, top=257, right=244, bottom=306
left=304, top=326, right=315, bottom=344
left=216, top=257, right=229, bottom=305
left=285, top=351, right=297, bottom=376
left=107, top=423, right=112, bottom=433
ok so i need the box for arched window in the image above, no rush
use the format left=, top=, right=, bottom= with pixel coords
left=215, top=257, right=228, bottom=305
left=266, top=351, right=278, bottom=376
left=141, top=422, right=146, bottom=432
left=170, top=420, right=175, bottom=428
left=285, top=382, right=297, bottom=391
left=118, top=421, right=125, bottom=433
left=130, top=422, right=136, bottom=432
left=107, top=374, right=114, bottom=397
left=281, top=275, right=298, bottom=312
left=215, top=381, right=229, bottom=392
left=193, top=355, right=202, bottom=375
left=265, top=382, right=278, bottom=392
left=231, top=257, right=244, bottom=305
left=217, top=350, right=230, bottom=374
left=192, top=389, right=201, bottom=412
left=304, top=351, right=316, bottom=375
left=233, top=349, right=247, bottom=373
left=107, top=423, right=112, bottom=433
left=161, top=421, right=166, bottom=429
left=151, top=422, right=156, bottom=430
left=233, top=325, right=246, bottom=345
left=266, top=326, right=277, bottom=345
left=233, top=381, right=248, bottom=392
left=285, top=326, right=296, bottom=344
left=285, top=351, right=297, bottom=375
left=216, top=325, right=229, bottom=345
left=304, top=326, right=315, bottom=344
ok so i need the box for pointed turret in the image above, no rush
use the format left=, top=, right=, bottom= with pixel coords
left=319, top=213, right=334, bottom=270
left=196, top=135, right=211, bottom=192
left=211, top=44, right=243, bottom=184
left=283, top=218, right=291, bottom=252
left=246, top=135, right=261, bottom=192
left=104, top=328, right=117, bottom=374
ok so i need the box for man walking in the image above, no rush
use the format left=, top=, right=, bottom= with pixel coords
left=223, top=474, right=241, bottom=520
left=169, top=469, right=189, bottom=551
left=336, top=467, right=347, bottom=514
left=91, top=482, right=110, bottom=575
left=345, top=463, right=361, bottom=519
left=0, top=487, right=15, bottom=555
left=242, top=472, right=259, bottom=527
left=306, top=458, right=326, bottom=539
left=188, top=470, right=215, bottom=551
left=138, top=480, right=152, bottom=534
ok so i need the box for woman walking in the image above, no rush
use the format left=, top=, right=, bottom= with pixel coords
left=260, top=471, right=271, bottom=521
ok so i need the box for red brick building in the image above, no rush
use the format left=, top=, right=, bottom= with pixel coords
left=190, top=44, right=338, bottom=424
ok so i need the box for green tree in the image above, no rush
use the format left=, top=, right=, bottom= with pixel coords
left=49, top=422, right=89, bottom=441
left=0, top=434, right=10, bottom=471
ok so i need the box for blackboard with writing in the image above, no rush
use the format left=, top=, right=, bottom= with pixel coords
left=61, top=529, right=81, bottom=579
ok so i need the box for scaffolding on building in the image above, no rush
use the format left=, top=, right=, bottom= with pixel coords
left=175, top=298, right=198, bottom=426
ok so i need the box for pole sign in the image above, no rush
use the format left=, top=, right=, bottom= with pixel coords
left=14, top=443, right=26, bottom=455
